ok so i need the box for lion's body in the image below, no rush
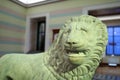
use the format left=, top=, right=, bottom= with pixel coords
left=0, top=53, right=60, bottom=80
left=0, top=15, right=108, bottom=80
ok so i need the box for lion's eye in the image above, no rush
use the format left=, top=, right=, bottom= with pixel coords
left=76, top=26, right=81, bottom=30
left=64, top=29, right=71, bottom=33
left=81, top=28, right=87, bottom=32
left=76, top=26, right=87, bottom=32
left=76, top=27, right=87, bottom=32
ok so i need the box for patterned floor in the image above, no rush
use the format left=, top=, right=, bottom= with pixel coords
left=93, top=73, right=120, bottom=80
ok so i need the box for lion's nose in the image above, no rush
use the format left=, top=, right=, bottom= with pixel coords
left=66, top=42, right=77, bottom=45
left=66, top=33, right=79, bottom=46
left=66, top=38, right=77, bottom=45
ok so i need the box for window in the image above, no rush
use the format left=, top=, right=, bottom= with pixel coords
left=106, top=26, right=120, bottom=56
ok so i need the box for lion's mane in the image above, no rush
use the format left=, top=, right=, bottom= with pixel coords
left=47, top=15, right=108, bottom=80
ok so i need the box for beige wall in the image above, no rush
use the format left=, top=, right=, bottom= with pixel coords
left=0, top=0, right=26, bottom=54
left=25, top=0, right=120, bottom=50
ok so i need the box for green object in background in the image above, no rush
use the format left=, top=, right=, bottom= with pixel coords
left=0, top=15, right=108, bottom=80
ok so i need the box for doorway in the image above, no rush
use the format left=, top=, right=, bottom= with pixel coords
left=36, top=21, right=46, bottom=52
left=29, top=16, right=46, bottom=53
left=25, top=13, right=49, bottom=53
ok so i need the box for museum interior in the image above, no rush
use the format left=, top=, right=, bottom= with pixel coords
left=0, top=0, right=120, bottom=80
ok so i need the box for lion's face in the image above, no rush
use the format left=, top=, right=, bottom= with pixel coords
left=62, top=22, right=98, bottom=65
left=49, top=15, right=107, bottom=75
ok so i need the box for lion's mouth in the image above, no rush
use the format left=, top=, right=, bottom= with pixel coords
left=65, top=44, right=89, bottom=58
left=65, top=45, right=90, bottom=65
left=66, top=49, right=88, bottom=57
left=66, top=50, right=89, bottom=65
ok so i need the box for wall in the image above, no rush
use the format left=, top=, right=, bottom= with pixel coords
left=0, top=0, right=26, bottom=54
left=26, top=0, right=120, bottom=63
left=26, top=0, right=120, bottom=49
left=0, top=0, right=119, bottom=54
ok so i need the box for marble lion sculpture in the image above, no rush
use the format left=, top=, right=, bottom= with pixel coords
left=0, top=15, right=108, bottom=80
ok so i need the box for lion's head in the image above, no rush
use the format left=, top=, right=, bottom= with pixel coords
left=48, top=15, right=108, bottom=80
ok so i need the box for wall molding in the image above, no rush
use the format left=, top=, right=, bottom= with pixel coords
left=82, top=2, right=120, bottom=15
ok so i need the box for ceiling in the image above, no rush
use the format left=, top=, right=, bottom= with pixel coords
left=11, top=0, right=64, bottom=8
left=18, top=0, right=47, bottom=4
